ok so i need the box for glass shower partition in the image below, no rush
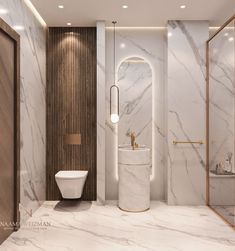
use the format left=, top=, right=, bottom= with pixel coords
left=207, top=15, right=235, bottom=228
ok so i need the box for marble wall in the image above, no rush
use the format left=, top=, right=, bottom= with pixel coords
left=0, top=0, right=46, bottom=220
left=96, top=21, right=106, bottom=204
left=208, top=25, right=234, bottom=173
left=105, top=28, right=167, bottom=200
left=208, top=23, right=235, bottom=217
left=118, top=57, right=152, bottom=161
left=0, top=2, right=212, bottom=210
left=167, top=21, right=208, bottom=205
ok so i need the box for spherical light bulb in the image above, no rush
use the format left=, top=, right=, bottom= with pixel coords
left=111, top=113, right=119, bottom=123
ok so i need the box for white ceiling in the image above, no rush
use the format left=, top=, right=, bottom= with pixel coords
left=30, top=0, right=235, bottom=27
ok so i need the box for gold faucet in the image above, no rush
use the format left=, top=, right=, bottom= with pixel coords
left=127, top=131, right=139, bottom=150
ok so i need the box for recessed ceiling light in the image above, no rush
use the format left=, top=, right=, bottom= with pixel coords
left=180, top=5, right=186, bottom=9
left=168, top=32, right=172, bottom=37
left=120, top=43, right=126, bottom=48
left=13, top=25, right=24, bottom=31
left=224, top=32, right=229, bottom=37
left=228, top=37, right=234, bottom=42
left=67, top=22, right=72, bottom=26
left=122, top=5, right=128, bottom=9
left=0, top=8, right=8, bottom=14
left=58, top=5, right=64, bottom=9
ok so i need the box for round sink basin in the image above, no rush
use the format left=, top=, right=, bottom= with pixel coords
left=118, top=144, right=150, bottom=165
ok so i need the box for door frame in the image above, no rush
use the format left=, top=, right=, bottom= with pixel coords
left=0, top=17, right=20, bottom=227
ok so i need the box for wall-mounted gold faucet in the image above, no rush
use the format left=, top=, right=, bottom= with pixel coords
left=127, top=131, right=139, bottom=150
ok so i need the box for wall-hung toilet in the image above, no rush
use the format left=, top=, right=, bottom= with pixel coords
left=55, top=170, right=88, bottom=199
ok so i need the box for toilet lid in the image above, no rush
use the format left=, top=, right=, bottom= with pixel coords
left=55, top=170, right=88, bottom=179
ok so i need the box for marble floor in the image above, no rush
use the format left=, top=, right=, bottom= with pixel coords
left=212, top=205, right=235, bottom=227
left=1, top=201, right=235, bottom=251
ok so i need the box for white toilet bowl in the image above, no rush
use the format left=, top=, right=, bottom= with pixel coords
left=55, top=170, right=88, bottom=199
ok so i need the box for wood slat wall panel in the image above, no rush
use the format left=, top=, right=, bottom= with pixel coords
left=47, top=27, right=97, bottom=200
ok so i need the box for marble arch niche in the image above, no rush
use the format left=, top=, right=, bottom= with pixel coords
left=118, top=57, right=153, bottom=169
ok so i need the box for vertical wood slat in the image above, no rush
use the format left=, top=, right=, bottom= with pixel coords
left=47, top=27, right=97, bottom=200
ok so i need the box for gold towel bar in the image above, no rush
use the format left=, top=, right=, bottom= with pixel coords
left=173, top=140, right=203, bottom=145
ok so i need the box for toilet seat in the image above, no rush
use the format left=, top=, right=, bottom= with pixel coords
left=55, top=170, right=88, bottom=179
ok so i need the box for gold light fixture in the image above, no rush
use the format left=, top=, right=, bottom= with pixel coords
left=110, top=21, right=120, bottom=124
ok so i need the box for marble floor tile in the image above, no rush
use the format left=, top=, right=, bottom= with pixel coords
left=1, top=201, right=235, bottom=251
left=212, top=205, right=235, bottom=227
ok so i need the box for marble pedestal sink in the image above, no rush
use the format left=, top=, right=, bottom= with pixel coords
left=118, top=145, right=151, bottom=212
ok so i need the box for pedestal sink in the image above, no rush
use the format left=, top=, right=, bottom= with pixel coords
left=118, top=145, right=151, bottom=212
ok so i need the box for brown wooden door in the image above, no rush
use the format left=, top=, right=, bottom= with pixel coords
left=0, top=30, right=15, bottom=244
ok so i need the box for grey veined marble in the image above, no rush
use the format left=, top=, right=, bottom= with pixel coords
left=118, top=146, right=151, bottom=212
left=105, top=28, right=167, bottom=201
left=96, top=21, right=106, bottom=204
left=118, top=57, right=152, bottom=166
left=167, top=21, right=209, bottom=205
left=1, top=201, right=235, bottom=251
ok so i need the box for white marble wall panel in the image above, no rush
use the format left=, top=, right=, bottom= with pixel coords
left=208, top=25, right=234, bottom=173
left=208, top=24, right=235, bottom=212
left=96, top=21, right=106, bottom=204
left=210, top=174, right=235, bottom=205
left=118, top=57, right=152, bottom=158
left=167, top=21, right=208, bottom=205
left=106, top=28, right=167, bottom=200
left=0, top=0, right=46, bottom=221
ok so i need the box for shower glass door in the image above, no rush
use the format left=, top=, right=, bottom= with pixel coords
left=207, top=16, right=235, bottom=228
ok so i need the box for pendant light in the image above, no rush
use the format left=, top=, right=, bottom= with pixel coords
left=110, top=21, right=120, bottom=124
